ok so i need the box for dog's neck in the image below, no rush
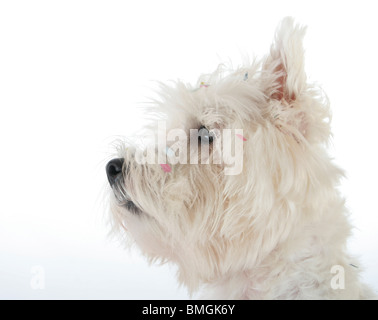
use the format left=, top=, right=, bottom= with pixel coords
left=198, top=211, right=372, bottom=299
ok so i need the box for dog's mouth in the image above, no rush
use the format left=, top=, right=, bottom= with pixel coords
left=112, top=178, right=142, bottom=214
left=123, top=200, right=141, bottom=214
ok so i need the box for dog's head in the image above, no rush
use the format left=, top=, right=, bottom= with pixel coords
left=106, top=18, right=337, bottom=292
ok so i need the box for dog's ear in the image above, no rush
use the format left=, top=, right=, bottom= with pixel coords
left=261, top=17, right=323, bottom=143
left=263, top=17, right=307, bottom=102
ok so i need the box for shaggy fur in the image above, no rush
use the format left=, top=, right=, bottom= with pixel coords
left=107, top=17, right=375, bottom=299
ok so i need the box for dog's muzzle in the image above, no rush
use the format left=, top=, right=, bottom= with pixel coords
left=106, top=158, right=140, bottom=214
left=106, top=158, right=124, bottom=187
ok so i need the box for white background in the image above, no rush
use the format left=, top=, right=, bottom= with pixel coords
left=0, top=0, right=377, bottom=299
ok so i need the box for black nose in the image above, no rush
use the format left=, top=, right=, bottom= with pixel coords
left=106, top=158, right=124, bottom=187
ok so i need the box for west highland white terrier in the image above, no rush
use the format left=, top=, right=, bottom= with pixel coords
left=106, top=17, right=375, bottom=299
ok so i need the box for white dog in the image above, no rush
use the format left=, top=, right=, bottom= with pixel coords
left=106, top=17, right=375, bottom=299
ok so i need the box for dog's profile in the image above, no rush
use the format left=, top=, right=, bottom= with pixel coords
left=106, top=17, right=375, bottom=299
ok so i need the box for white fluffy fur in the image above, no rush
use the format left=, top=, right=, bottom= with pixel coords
left=108, top=17, right=375, bottom=299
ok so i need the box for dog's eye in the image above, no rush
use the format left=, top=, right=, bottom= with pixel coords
left=198, top=126, right=214, bottom=144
